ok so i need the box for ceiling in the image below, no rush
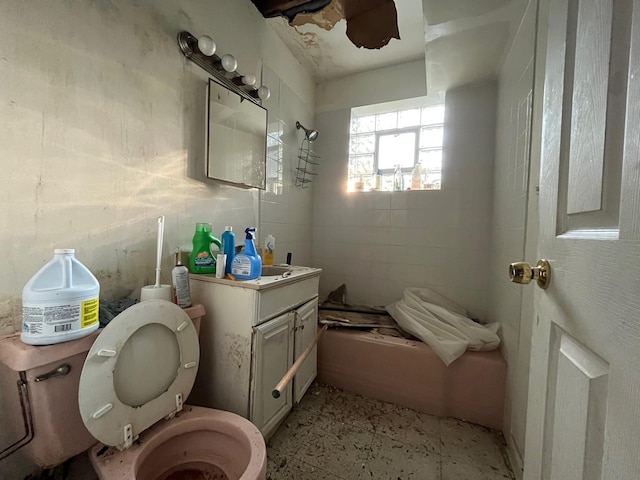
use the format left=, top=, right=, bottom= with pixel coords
left=260, top=0, right=529, bottom=91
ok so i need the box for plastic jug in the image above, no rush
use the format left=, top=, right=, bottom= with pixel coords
left=22, top=249, right=100, bottom=345
left=189, top=223, right=222, bottom=274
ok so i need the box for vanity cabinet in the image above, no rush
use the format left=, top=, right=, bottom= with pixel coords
left=188, top=269, right=320, bottom=439
left=292, top=298, right=319, bottom=403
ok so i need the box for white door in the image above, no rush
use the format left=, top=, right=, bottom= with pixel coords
left=293, top=297, right=318, bottom=404
left=250, top=311, right=294, bottom=438
left=523, top=0, right=640, bottom=478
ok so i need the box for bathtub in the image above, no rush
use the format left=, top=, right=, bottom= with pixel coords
left=317, top=328, right=506, bottom=430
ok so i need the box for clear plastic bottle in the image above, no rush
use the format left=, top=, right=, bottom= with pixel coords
left=411, top=162, right=423, bottom=190
left=393, top=165, right=404, bottom=191
left=374, top=169, right=382, bottom=191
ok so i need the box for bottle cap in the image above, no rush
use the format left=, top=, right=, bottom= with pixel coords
left=225, top=226, right=233, bottom=231
left=174, top=250, right=182, bottom=266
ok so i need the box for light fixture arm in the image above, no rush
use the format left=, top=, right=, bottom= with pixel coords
left=177, top=31, right=269, bottom=105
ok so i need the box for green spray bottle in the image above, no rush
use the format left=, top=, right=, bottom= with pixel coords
left=189, top=223, right=222, bottom=274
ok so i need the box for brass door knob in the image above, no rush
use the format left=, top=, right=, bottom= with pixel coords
left=509, top=259, right=551, bottom=289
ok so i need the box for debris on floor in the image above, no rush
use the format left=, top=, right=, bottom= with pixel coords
left=266, top=383, right=515, bottom=480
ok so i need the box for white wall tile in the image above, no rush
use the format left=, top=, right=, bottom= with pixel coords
left=311, top=83, right=497, bottom=318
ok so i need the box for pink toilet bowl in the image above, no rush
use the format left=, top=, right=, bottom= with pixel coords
left=90, top=406, right=266, bottom=480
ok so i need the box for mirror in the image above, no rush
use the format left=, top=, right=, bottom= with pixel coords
left=206, top=78, right=267, bottom=189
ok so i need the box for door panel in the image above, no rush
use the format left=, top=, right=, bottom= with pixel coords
left=566, top=0, right=612, bottom=215
left=524, top=0, right=640, bottom=478
left=555, top=0, right=630, bottom=235
left=293, top=296, right=318, bottom=404
left=548, top=329, right=609, bottom=480
left=250, top=311, right=294, bottom=436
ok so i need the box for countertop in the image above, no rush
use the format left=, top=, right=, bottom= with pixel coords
left=189, top=265, right=322, bottom=291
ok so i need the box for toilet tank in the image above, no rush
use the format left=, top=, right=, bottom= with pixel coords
left=0, top=303, right=205, bottom=468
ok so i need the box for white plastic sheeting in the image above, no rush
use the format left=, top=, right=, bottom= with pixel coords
left=386, top=288, right=500, bottom=366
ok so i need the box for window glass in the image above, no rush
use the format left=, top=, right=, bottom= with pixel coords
left=419, top=149, right=442, bottom=171
left=397, top=108, right=421, bottom=128
left=356, top=115, right=376, bottom=133
left=376, top=112, right=397, bottom=131
left=420, top=126, right=444, bottom=149
left=350, top=154, right=374, bottom=174
left=378, top=132, right=416, bottom=170
left=350, top=134, right=375, bottom=155
left=422, top=105, right=445, bottom=124
left=350, top=118, right=358, bottom=135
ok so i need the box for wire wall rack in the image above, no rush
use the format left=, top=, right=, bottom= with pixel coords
left=295, top=139, right=319, bottom=188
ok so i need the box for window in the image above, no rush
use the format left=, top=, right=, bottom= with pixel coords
left=347, top=100, right=445, bottom=192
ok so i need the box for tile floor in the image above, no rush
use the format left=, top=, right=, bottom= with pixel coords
left=266, top=384, right=514, bottom=480
left=32, top=383, right=513, bottom=480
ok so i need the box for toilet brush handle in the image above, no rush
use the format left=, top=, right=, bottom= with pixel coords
left=272, top=325, right=327, bottom=399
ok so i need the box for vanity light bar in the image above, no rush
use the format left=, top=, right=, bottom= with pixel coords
left=177, top=31, right=270, bottom=104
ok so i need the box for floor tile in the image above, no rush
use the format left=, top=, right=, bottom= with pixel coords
left=297, top=383, right=331, bottom=411
left=296, top=420, right=372, bottom=480
left=375, top=402, right=441, bottom=453
left=267, top=404, right=318, bottom=454
left=441, top=458, right=514, bottom=480
left=363, top=432, right=441, bottom=480
left=440, top=417, right=507, bottom=468
left=317, top=387, right=387, bottom=433
left=287, top=458, right=347, bottom=479
left=266, top=452, right=291, bottom=480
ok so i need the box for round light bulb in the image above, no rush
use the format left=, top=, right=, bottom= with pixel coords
left=243, top=74, right=256, bottom=86
left=257, top=85, right=271, bottom=101
left=221, top=54, right=237, bottom=73
left=197, top=35, right=216, bottom=56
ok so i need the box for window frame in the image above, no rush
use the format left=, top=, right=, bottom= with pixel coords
left=375, top=126, right=420, bottom=174
left=347, top=101, right=445, bottom=192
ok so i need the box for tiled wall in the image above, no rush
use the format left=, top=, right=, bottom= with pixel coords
left=258, top=68, right=314, bottom=266
left=312, top=81, right=497, bottom=320
left=488, top=0, right=538, bottom=475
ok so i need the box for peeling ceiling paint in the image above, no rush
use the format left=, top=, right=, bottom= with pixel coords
left=264, top=0, right=529, bottom=89
left=291, top=0, right=344, bottom=30
left=267, top=0, right=423, bottom=81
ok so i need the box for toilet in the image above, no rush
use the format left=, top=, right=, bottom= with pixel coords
left=0, top=300, right=266, bottom=479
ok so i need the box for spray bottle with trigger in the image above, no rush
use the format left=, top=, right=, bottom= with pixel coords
left=230, top=227, right=262, bottom=280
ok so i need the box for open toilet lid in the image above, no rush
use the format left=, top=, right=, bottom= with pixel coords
left=78, top=299, right=200, bottom=450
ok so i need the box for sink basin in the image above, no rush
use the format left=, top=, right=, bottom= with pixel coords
left=261, top=265, right=292, bottom=277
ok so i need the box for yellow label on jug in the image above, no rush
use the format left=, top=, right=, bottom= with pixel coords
left=81, top=298, right=99, bottom=328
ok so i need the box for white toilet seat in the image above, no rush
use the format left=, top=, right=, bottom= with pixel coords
left=78, top=299, right=200, bottom=450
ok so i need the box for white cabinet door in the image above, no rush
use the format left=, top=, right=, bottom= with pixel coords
left=293, top=297, right=318, bottom=404
left=250, top=311, right=294, bottom=437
